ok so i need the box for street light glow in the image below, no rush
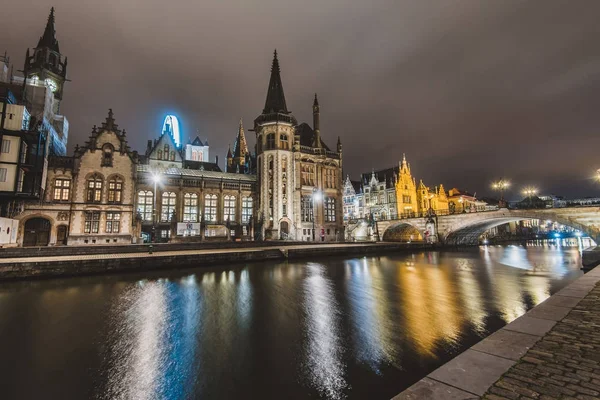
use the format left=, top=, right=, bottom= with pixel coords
left=522, top=187, right=537, bottom=197
left=151, top=173, right=161, bottom=184
left=491, top=179, right=510, bottom=190
left=313, top=190, right=322, bottom=202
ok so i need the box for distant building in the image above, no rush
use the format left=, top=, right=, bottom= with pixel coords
left=184, top=135, right=209, bottom=163
left=447, top=188, right=487, bottom=213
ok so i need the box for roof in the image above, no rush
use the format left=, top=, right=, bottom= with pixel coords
left=295, top=123, right=331, bottom=150
left=360, top=166, right=399, bottom=189
left=191, top=136, right=205, bottom=146
left=37, top=8, right=60, bottom=53
left=137, top=164, right=256, bottom=182
left=182, top=160, right=222, bottom=172
left=351, top=180, right=362, bottom=193
left=263, top=50, right=288, bottom=114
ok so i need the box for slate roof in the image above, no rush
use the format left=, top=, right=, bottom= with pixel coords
left=137, top=164, right=256, bottom=182
left=295, top=123, right=331, bottom=150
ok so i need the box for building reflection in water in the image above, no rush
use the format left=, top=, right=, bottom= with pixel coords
left=302, top=263, right=348, bottom=400
left=398, top=254, right=462, bottom=358
left=344, top=258, right=398, bottom=373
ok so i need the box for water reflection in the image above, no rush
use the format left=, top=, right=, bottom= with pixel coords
left=303, top=263, right=347, bottom=399
left=0, top=246, right=584, bottom=400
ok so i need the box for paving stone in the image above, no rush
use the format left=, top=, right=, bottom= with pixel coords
left=472, top=329, right=540, bottom=361
left=503, top=315, right=557, bottom=337
left=541, top=295, right=582, bottom=309
left=391, top=377, right=478, bottom=400
left=428, top=350, right=515, bottom=396
left=526, top=303, right=572, bottom=321
left=556, top=288, right=592, bottom=299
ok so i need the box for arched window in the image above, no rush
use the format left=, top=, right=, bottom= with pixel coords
left=198, top=151, right=203, bottom=161
left=280, top=134, right=288, bottom=150
left=157, top=150, right=163, bottom=160
left=137, top=190, right=153, bottom=221
left=192, top=151, right=198, bottom=161
left=86, top=174, right=103, bottom=203
left=102, top=144, right=113, bottom=167
left=242, top=197, right=253, bottom=223
left=224, top=195, right=236, bottom=222
left=53, top=178, right=70, bottom=201
left=183, top=193, right=198, bottom=222
left=164, top=144, right=169, bottom=155
left=108, top=177, right=123, bottom=203
left=170, top=151, right=175, bottom=161
left=49, top=53, right=57, bottom=66
left=204, top=194, right=217, bottom=222
left=267, top=133, right=275, bottom=149
left=161, top=192, right=177, bottom=222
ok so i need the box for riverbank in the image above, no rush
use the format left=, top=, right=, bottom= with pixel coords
left=0, top=242, right=434, bottom=281
left=393, top=265, right=600, bottom=400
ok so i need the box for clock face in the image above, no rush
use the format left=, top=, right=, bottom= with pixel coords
left=45, top=78, right=58, bottom=93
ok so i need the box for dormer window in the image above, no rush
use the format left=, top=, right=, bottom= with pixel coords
left=102, top=144, right=114, bottom=167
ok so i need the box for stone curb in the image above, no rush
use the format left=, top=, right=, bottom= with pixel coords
left=392, top=266, right=600, bottom=400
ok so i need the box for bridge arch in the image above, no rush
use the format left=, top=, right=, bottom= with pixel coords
left=382, top=222, right=423, bottom=242
left=442, top=209, right=599, bottom=245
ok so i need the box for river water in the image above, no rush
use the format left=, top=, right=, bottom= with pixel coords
left=0, top=245, right=584, bottom=400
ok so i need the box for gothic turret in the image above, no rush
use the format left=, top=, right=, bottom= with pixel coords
left=255, top=50, right=297, bottom=126
left=312, top=93, right=322, bottom=148
left=24, top=8, right=68, bottom=105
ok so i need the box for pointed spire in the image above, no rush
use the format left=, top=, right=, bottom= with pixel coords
left=103, top=108, right=118, bottom=131
left=91, top=125, right=97, bottom=137
left=337, top=136, right=342, bottom=153
left=37, top=7, right=60, bottom=52
left=313, top=93, right=319, bottom=107
left=262, top=49, right=289, bottom=114
left=312, top=93, right=322, bottom=148
left=233, top=118, right=248, bottom=159
left=227, top=144, right=232, bottom=158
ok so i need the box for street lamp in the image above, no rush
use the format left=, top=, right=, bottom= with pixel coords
left=492, top=178, right=510, bottom=206
left=522, top=186, right=537, bottom=207
left=151, top=172, right=161, bottom=242
left=312, top=188, right=321, bottom=242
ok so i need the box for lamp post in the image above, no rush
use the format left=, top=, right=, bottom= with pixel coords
left=151, top=172, right=161, bottom=243
left=492, top=178, right=510, bottom=207
left=522, top=187, right=537, bottom=208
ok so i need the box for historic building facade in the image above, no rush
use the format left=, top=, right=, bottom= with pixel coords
left=16, top=110, right=137, bottom=246
left=254, top=51, right=344, bottom=241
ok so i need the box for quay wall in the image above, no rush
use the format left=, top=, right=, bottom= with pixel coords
left=0, top=242, right=433, bottom=281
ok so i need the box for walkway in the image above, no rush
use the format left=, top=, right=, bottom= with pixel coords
left=394, top=267, right=600, bottom=400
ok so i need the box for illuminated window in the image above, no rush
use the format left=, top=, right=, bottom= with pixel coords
left=183, top=193, right=198, bottom=222
left=86, top=174, right=103, bottom=203
left=224, top=195, right=236, bottom=222
left=53, top=179, right=70, bottom=201
left=105, top=212, right=121, bottom=233
left=84, top=211, right=100, bottom=234
left=164, top=144, right=169, bottom=155
left=161, top=192, right=177, bottom=222
left=204, top=194, right=217, bottom=222
left=170, top=151, right=175, bottom=161
left=325, top=197, right=336, bottom=222
left=108, top=177, right=123, bottom=203
left=280, top=134, right=289, bottom=150
left=192, top=151, right=198, bottom=161
left=137, top=190, right=153, bottom=221
left=301, top=195, right=313, bottom=222
left=325, top=168, right=336, bottom=189
left=242, top=197, right=253, bottom=223
left=157, top=150, right=163, bottom=160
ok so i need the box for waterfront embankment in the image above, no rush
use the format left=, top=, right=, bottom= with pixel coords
left=393, top=265, right=600, bottom=400
left=0, top=242, right=433, bottom=280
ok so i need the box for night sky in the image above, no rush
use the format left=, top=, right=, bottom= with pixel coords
left=2, top=1, right=599, bottom=199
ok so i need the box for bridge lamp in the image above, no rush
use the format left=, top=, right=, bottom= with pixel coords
left=492, top=178, right=510, bottom=204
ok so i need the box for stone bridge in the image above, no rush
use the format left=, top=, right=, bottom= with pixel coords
left=375, top=207, right=600, bottom=245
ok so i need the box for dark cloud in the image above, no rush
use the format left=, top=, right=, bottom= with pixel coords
left=2, top=0, right=599, bottom=198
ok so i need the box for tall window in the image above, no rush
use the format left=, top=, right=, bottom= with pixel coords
left=183, top=193, right=198, bottom=222
left=224, top=195, right=236, bottom=222
left=170, top=151, right=175, bottom=161
left=53, top=179, right=70, bottom=201
left=325, top=197, right=336, bottom=222
left=102, top=145, right=113, bottom=167
left=267, top=133, right=275, bottom=149
left=301, top=195, right=313, bottom=222
left=86, top=174, right=103, bottom=203
left=108, top=177, right=123, bottom=203
left=242, top=197, right=253, bottom=223
left=192, top=150, right=198, bottom=161
left=325, top=168, right=336, bottom=189
left=280, top=134, right=289, bottom=150
left=84, top=211, right=100, bottom=234
left=164, top=144, right=169, bottom=155
left=137, top=190, right=153, bottom=221
left=204, top=194, right=217, bottom=222
left=161, top=192, right=177, bottom=222
left=301, top=164, right=315, bottom=186
left=1, top=139, right=10, bottom=153
left=0, top=168, right=7, bottom=182
left=157, top=150, right=163, bottom=160
left=105, top=212, right=121, bottom=233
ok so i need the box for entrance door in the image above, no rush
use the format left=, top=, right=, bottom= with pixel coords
left=23, top=218, right=51, bottom=247
left=56, top=225, right=68, bottom=245
left=280, top=221, right=289, bottom=240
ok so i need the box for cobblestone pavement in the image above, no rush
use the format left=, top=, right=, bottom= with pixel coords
left=482, top=282, right=600, bottom=400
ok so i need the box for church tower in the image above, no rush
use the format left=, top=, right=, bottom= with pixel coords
left=24, top=8, right=68, bottom=113
left=227, top=118, right=250, bottom=173
left=395, top=154, right=418, bottom=216
left=254, top=50, right=297, bottom=239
